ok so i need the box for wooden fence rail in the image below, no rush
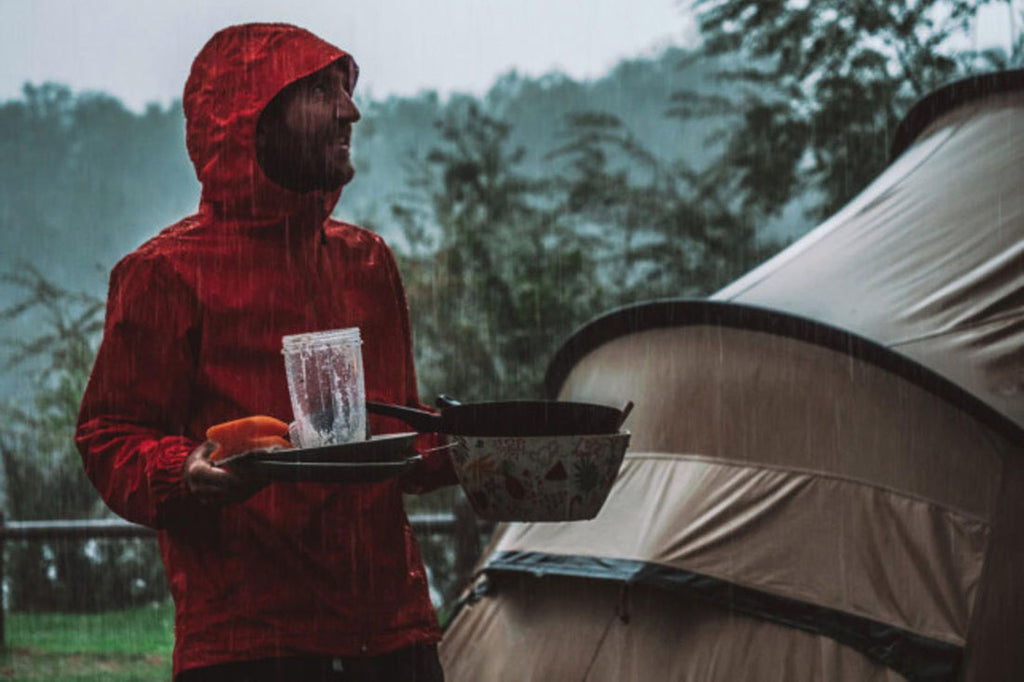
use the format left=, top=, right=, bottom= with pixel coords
left=0, top=511, right=473, bottom=649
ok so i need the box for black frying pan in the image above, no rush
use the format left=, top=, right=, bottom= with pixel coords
left=366, top=394, right=632, bottom=437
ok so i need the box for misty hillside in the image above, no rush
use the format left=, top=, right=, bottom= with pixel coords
left=0, top=44, right=816, bottom=400
left=341, top=46, right=730, bottom=233
left=0, top=44, right=809, bottom=300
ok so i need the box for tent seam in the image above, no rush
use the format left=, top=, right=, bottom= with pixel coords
left=485, top=552, right=964, bottom=680
left=487, top=552, right=967, bottom=648
left=487, top=548, right=966, bottom=647
left=888, top=309, right=1024, bottom=349
left=622, top=451, right=993, bottom=524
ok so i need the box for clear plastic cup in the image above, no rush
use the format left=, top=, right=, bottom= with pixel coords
left=282, top=328, right=367, bottom=448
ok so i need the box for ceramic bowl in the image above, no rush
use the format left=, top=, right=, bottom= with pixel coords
left=450, top=432, right=630, bottom=522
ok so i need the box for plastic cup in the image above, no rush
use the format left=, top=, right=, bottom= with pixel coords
left=282, top=328, right=367, bottom=448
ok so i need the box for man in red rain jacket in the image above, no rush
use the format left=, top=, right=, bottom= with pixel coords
left=76, top=23, right=455, bottom=681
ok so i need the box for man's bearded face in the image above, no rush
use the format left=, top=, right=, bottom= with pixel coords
left=256, top=59, right=360, bottom=193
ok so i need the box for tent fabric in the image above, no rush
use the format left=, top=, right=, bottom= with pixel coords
left=960, top=449, right=1024, bottom=679
left=481, top=555, right=962, bottom=679
left=441, top=75, right=1024, bottom=680
left=443, top=318, right=1007, bottom=680
left=713, top=87, right=1024, bottom=431
left=890, top=70, right=1024, bottom=161
left=487, top=454, right=988, bottom=648
left=556, top=324, right=1006, bottom=519
left=442, top=574, right=911, bottom=682
left=441, top=310, right=1019, bottom=680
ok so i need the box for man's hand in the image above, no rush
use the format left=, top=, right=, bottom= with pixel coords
left=184, top=441, right=268, bottom=505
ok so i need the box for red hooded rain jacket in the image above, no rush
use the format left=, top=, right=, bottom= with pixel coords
left=75, top=23, right=455, bottom=676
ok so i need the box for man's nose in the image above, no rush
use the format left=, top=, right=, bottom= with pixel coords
left=336, top=92, right=361, bottom=123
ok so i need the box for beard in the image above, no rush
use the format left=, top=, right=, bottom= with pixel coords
left=295, top=130, right=355, bottom=191
left=262, top=136, right=356, bottom=193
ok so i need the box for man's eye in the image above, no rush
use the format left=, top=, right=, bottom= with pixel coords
left=310, top=83, right=329, bottom=97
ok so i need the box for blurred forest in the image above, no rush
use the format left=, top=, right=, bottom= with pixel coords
left=1, top=0, right=1020, bottom=613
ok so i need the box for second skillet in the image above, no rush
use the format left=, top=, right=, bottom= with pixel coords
left=366, top=395, right=631, bottom=437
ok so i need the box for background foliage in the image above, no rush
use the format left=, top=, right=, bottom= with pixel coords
left=682, top=0, right=1018, bottom=220
left=0, top=270, right=167, bottom=611
left=0, top=2, right=1018, bottom=613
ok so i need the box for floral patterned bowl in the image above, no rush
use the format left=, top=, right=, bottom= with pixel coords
left=450, top=432, right=630, bottom=522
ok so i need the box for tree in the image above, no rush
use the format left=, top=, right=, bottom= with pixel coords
left=549, top=110, right=778, bottom=301
left=0, top=268, right=168, bottom=611
left=389, top=104, right=612, bottom=605
left=392, top=102, right=606, bottom=403
left=0, top=84, right=196, bottom=294
left=681, top=0, right=1001, bottom=221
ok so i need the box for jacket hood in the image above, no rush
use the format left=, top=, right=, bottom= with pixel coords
left=184, top=23, right=358, bottom=224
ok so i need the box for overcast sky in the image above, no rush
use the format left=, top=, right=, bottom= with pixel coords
left=1, top=1, right=1016, bottom=112
left=0, top=0, right=699, bottom=111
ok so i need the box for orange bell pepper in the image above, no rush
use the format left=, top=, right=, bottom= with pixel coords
left=206, top=416, right=291, bottom=462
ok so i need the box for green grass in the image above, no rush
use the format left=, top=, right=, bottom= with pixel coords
left=0, top=603, right=174, bottom=680
left=0, top=650, right=171, bottom=681
left=7, top=602, right=174, bottom=654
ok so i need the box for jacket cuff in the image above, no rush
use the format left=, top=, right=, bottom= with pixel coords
left=145, top=437, right=198, bottom=526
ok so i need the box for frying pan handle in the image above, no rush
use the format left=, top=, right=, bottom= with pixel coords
left=366, top=401, right=444, bottom=434
left=436, top=394, right=462, bottom=409
left=618, top=401, right=634, bottom=429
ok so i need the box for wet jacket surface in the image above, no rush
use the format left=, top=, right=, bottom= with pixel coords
left=75, top=24, right=454, bottom=675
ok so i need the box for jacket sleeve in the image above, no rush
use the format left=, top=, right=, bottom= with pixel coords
left=75, top=253, right=203, bottom=529
left=378, top=241, right=458, bottom=495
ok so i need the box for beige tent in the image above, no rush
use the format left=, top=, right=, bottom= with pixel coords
left=440, top=70, right=1024, bottom=681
